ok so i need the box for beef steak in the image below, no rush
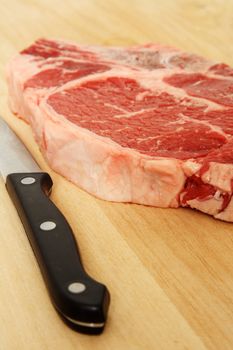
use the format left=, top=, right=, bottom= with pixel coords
left=6, top=38, right=233, bottom=221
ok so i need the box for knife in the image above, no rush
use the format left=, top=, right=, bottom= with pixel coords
left=0, top=117, right=110, bottom=334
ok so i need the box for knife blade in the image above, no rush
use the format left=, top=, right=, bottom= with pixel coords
left=0, top=117, right=110, bottom=334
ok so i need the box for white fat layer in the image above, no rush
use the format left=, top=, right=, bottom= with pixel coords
left=182, top=160, right=202, bottom=176
left=6, top=54, right=42, bottom=85
left=215, top=196, right=233, bottom=221
left=201, top=162, right=233, bottom=192
left=186, top=197, right=223, bottom=216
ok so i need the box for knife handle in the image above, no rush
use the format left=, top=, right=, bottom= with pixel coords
left=6, top=172, right=110, bottom=334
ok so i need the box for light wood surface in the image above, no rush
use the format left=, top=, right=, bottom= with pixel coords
left=0, top=1, right=233, bottom=349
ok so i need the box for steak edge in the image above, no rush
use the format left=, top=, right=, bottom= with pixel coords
left=6, top=38, right=233, bottom=221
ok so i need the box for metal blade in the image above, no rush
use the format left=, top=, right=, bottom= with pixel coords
left=0, top=117, right=41, bottom=182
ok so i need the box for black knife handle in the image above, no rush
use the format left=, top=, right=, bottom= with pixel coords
left=6, top=172, right=110, bottom=334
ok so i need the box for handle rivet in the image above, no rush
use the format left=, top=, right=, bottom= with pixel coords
left=68, top=282, right=86, bottom=294
left=40, top=221, right=56, bottom=231
left=21, top=177, right=36, bottom=185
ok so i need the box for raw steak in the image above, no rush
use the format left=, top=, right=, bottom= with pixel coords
left=6, top=38, right=233, bottom=221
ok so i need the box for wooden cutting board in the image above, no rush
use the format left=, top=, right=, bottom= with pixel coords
left=0, top=1, right=233, bottom=349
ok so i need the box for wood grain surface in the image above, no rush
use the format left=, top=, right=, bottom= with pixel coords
left=0, top=1, right=233, bottom=349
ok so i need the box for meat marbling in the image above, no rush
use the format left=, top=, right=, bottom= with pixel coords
left=6, top=38, right=233, bottom=221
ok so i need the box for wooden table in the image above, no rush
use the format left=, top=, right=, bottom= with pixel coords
left=0, top=1, right=233, bottom=349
